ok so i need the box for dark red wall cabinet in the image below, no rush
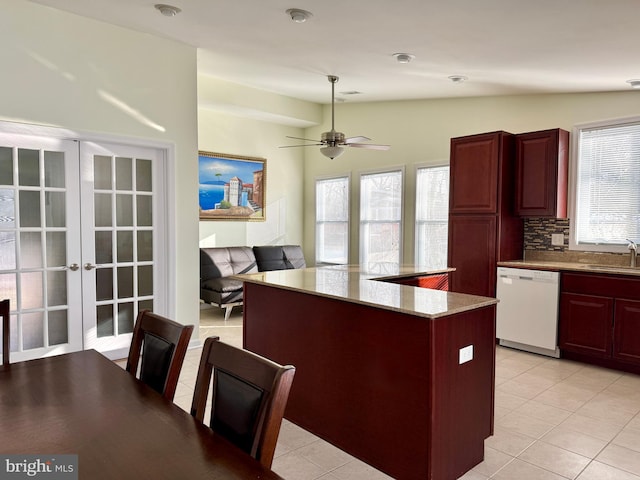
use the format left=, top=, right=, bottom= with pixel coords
left=515, top=128, right=569, bottom=218
left=559, top=272, right=640, bottom=373
left=448, top=131, right=523, bottom=297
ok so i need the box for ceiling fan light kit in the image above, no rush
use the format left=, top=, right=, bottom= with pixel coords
left=280, top=75, right=390, bottom=159
left=321, top=146, right=345, bottom=159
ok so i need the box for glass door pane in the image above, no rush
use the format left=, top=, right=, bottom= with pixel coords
left=0, top=133, right=83, bottom=362
left=80, top=142, right=163, bottom=355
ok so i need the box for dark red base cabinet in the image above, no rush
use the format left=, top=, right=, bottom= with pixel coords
left=559, top=293, right=613, bottom=359
left=614, top=299, right=640, bottom=365
left=380, top=273, right=449, bottom=290
left=559, top=272, right=640, bottom=373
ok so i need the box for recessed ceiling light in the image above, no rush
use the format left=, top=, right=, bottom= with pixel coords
left=392, top=53, right=415, bottom=64
left=448, top=75, right=468, bottom=83
left=626, top=79, right=640, bottom=89
left=286, top=8, right=313, bottom=23
left=155, top=4, right=181, bottom=17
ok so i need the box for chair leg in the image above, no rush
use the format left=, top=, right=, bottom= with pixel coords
left=224, top=305, right=233, bottom=322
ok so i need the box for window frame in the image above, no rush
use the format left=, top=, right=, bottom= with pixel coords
left=358, top=166, right=405, bottom=268
left=414, top=163, right=450, bottom=269
left=314, top=174, right=350, bottom=265
left=569, top=115, right=640, bottom=253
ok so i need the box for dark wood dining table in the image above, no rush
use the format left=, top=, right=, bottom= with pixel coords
left=0, top=349, right=284, bottom=479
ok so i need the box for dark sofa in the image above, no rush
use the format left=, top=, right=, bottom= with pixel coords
left=200, top=245, right=306, bottom=320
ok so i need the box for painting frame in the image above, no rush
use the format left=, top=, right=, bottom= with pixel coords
left=198, top=151, right=266, bottom=221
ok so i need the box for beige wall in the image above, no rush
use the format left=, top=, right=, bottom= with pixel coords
left=197, top=74, right=321, bottom=249
left=302, top=92, right=640, bottom=264
left=197, top=106, right=306, bottom=248
left=1, top=3, right=199, bottom=327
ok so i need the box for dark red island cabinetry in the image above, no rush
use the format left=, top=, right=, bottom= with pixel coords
left=515, top=128, right=569, bottom=218
left=242, top=269, right=498, bottom=480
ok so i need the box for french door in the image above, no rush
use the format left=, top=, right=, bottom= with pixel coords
left=0, top=133, right=166, bottom=362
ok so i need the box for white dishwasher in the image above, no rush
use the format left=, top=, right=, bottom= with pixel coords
left=496, top=267, right=560, bottom=358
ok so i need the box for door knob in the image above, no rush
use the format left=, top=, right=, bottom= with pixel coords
left=66, top=263, right=80, bottom=271
left=84, top=263, right=97, bottom=270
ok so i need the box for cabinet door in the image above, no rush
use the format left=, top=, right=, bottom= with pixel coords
left=448, top=215, right=497, bottom=297
left=449, top=133, right=500, bottom=214
left=613, top=299, right=640, bottom=365
left=515, top=129, right=568, bottom=218
left=559, top=292, right=613, bottom=358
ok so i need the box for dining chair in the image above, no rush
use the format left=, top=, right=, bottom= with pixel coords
left=125, top=310, right=194, bottom=401
left=190, top=337, right=295, bottom=469
left=1, top=299, right=9, bottom=365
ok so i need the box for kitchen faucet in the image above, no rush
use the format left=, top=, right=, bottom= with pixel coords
left=627, top=239, right=638, bottom=267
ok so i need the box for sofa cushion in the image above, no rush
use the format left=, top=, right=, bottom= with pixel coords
left=253, top=245, right=306, bottom=271
left=200, top=247, right=258, bottom=281
left=282, top=245, right=306, bottom=269
left=202, top=277, right=244, bottom=294
left=253, top=246, right=288, bottom=271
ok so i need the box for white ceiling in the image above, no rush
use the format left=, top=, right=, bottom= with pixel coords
left=30, top=0, right=640, bottom=104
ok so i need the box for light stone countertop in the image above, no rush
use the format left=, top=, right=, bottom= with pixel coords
left=235, top=264, right=497, bottom=319
left=497, top=260, right=640, bottom=277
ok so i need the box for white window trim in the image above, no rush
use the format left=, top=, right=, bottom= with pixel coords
left=358, top=165, right=405, bottom=266
left=569, top=115, right=640, bottom=253
left=314, top=173, right=351, bottom=266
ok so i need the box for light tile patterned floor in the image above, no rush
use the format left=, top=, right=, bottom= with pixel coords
left=140, top=305, right=640, bottom=479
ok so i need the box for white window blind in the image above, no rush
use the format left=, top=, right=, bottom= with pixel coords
left=359, top=169, right=403, bottom=267
left=415, top=165, right=449, bottom=269
left=315, top=176, right=349, bottom=264
left=575, top=121, right=640, bottom=248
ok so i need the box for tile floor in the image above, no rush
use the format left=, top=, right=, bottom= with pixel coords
left=149, top=305, right=640, bottom=479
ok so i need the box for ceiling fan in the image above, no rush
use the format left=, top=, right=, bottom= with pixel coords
left=281, top=75, right=390, bottom=159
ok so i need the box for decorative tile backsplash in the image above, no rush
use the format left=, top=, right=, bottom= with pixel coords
left=523, top=217, right=629, bottom=264
left=524, top=218, right=570, bottom=251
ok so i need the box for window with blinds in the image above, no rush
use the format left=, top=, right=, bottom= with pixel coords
left=573, top=120, right=640, bottom=251
left=359, top=169, right=403, bottom=267
left=315, top=176, right=349, bottom=264
left=415, top=165, right=449, bottom=269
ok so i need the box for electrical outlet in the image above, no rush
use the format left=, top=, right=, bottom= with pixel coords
left=551, top=233, right=565, bottom=246
left=459, top=345, right=473, bottom=364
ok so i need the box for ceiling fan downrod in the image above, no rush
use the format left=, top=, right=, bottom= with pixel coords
left=321, top=75, right=345, bottom=147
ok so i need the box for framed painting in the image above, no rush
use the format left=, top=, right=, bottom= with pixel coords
left=198, top=151, right=266, bottom=221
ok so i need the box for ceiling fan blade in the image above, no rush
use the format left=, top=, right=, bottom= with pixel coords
left=345, top=136, right=371, bottom=144
left=347, top=143, right=391, bottom=150
left=286, top=135, right=322, bottom=143
left=279, top=143, right=323, bottom=148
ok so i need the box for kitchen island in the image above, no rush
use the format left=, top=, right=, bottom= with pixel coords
left=239, top=265, right=498, bottom=480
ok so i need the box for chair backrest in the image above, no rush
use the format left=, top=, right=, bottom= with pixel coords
left=125, top=310, right=194, bottom=401
left=190, top=337, right=295, bottom=468
left=1, top=299, right=9, bottom=365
